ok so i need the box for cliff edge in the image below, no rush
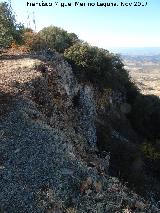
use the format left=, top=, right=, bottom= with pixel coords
left=0, top=52, right=159, bottom=213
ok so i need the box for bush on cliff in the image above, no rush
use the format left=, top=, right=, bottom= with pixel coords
left=64, top=43, right=131, bottom=91
left=38, top=26, right=79, bottom=53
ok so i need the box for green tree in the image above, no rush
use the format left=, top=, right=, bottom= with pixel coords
left=38, top=26, right=79, bottom=53
left=64, top=43, right=130, bottom=90
left=0, top=1, right=23, bottom=48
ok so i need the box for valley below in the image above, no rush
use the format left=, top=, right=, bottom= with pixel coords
left=122, top=54, right=160, bottom=97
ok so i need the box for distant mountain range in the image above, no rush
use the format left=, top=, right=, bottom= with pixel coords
left=121, top=54, right=160, bottom=64
left=109, top=47, right=160, bottom=56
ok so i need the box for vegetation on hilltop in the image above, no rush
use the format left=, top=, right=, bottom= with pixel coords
left=38, top=26, right=80, bottom=53
left=64, top=43, right=131, bottom=91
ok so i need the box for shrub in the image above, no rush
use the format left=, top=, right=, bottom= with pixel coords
left=64, top=43, right=131, bottom=90
left=38, top=26, right=79, bottom=53
left=141, top=142, right=160, bottom=160
left=21, top=30, right=46, bottom=51
left=9, top=28, right=47, bottom=52
left=31, top=34, right=47, bottom=51
left=23, top=31, right=35, bottom=48
left=8, top=31, right=35, bottom=53
left=8, top=41, right=28, bottom=54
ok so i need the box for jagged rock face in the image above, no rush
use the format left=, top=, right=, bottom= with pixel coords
left=78, top=85, right=97, bottom=145
left=32, top=51, right=131, bottom=147
left=32, top=51, right=97, bottom=146
left=52, top=55, right=97, bottom=146
left=0, top=52, right=159, bottom=213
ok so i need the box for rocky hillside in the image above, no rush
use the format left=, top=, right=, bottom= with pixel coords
left=0, top=52, right=159, bottom=213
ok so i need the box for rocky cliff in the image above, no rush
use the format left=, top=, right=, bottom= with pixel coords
left=0, top=52, right=159, bottom=212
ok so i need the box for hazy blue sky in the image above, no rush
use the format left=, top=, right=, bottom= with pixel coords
left=2, top=0, right=160, bottom=48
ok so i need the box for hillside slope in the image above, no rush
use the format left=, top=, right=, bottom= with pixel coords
left=0, top=52, right=159, bottom=213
